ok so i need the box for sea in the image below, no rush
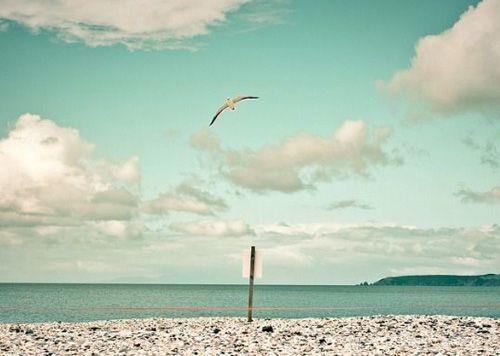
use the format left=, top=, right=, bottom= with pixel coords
left=0, top=284, right=498, bottom=323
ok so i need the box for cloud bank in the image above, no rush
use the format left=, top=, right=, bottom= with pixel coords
left=191, top=121, right=400, bottom=193
left=0, top=0, right=250, bottom=50
left=383, top=0, right=500, bottom=114
left=3, top=221, right=497, bottom=283
left=252, top=222, right=500, bottom=279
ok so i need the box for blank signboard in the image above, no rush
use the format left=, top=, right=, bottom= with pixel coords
left=242, top=249, right=263, bottom=278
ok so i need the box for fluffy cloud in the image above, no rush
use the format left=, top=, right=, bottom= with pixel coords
left=143, top=182, right=228, bottom=216
left=191, top=121, right=400, bottom=193
left=0, top=114, right=140, bottom=227
left=383, top=0, right=500, bottom=114
left=0, top=0, right=250, bottom=50
left=327, top=200, right=372, bottom=210
left=169, top=219, right=254, bottom=237
left=455, top=186, right=500, bottom=204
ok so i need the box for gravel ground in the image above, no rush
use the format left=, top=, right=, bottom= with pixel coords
left=0, top=315, right=498, bottom=355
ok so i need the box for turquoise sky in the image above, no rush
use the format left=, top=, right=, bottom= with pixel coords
left=0, top=0, right=498, bottom=284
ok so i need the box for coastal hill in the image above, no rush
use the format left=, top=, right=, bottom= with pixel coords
left=371, top=274, right=500, bottom=286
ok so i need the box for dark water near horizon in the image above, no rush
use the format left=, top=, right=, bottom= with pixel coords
left=0, top=284, right=498, bottom=323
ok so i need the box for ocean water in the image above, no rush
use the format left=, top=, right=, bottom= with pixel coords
left=0, top=284, right=498, bottom=323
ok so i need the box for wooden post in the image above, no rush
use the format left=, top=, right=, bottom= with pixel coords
left=247, top=246, right=256, bottom=322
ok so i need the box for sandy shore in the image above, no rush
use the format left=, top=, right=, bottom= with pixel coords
left=0, top=315, right=498, bottom=355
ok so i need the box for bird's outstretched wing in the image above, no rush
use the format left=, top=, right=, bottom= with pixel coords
left=233, top=96, right=259, bottom=103
left=209, top=103, right=229, bottom=126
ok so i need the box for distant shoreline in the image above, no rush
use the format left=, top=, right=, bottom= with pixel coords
left=367, top=273, right=500, bottom=287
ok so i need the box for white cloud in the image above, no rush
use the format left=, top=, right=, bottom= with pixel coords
left=0, top=113, right=140, bottom=227
left=455, top=186, right=500, bottom=204
left=94, top=220, right=128, bottom=238
left=254, top=221, right=355, bottom=236
left=0, top=0, right=250, bottom=50
left=383, top=0, right=500, bottom=114
left=110, top=156, right=140, bottom=182
left=169, top=219, right=253, bottom=237
left=143, top=182, right=228, bottom=215
left=191, top=121, right=400, bottom=193
left=92, top=220, right=146, bottom=239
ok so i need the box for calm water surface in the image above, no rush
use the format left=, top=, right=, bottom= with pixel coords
left=0, top=284, right=498, bottom=323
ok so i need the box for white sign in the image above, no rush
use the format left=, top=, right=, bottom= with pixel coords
left=242, top=249, right=263, bottom=278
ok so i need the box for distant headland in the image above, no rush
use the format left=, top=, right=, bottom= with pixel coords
left=360, top=274, right=500, bottom=286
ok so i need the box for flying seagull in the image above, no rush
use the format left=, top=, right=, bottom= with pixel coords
left=209, top=95, right=259, bottom=126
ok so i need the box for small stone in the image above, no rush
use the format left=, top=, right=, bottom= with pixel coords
left=262, top=326, right=274, bottom=333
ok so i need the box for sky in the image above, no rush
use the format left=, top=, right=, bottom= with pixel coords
left=0, top=0, right=498, bottom=284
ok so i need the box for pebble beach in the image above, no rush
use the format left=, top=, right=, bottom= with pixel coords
left=1, top=315, right=498, bottom=355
